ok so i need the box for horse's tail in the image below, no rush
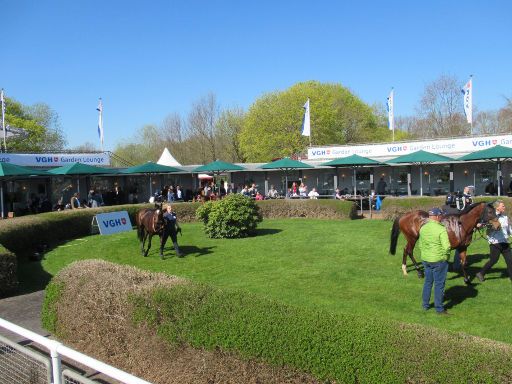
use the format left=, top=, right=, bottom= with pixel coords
left=389, top=216, right=401, bottom=255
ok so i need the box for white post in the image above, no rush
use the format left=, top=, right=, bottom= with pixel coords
left=353, top=168, right=357, bottom=196
left=1, top=88, right=6, bottom=151
left=0, top=183, right=4, bottom=219
left=419, top=165, right=423, bottom=196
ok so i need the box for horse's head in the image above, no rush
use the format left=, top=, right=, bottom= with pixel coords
left=153, top=204, right=165, bottom=233
left=482, top=202, right=500, bottom=230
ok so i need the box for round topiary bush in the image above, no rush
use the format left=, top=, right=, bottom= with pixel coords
left=196, top=194, right=263, bottom=238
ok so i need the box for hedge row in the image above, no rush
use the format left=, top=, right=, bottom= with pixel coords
left=43, top=261, right=512, bottom=384
left=380, top=196, right=511, bottom=220
left=0, top=245, right=17, bottom=297
left=256, top=199, right=356, bottom=219
left=0, top=200, right=355, bottom=254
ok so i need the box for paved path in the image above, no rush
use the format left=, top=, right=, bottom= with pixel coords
left=0, top=290, right=48, bottom=342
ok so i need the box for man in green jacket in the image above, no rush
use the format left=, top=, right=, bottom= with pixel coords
left=419, top=207, right=451, bottom=315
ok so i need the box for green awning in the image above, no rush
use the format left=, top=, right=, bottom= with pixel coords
left=458, top=145, right=512, bottom=161
left=48, top=162, right=118, bottom=175
left=387, top=150, right=453, bottom=164
left=0, top=163, right=49, bottom=177
left=259, top=157, right=314, bottom=170
left=193, top=160, right=245, bottom=173
left=322, top=154, right=382, bottom=167
left=120, top=161, right=183, bottom=174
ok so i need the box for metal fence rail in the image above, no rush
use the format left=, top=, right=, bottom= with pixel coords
left=0, top=334, right=51, bottom=384
left=0, top=317, right=152, bottom=384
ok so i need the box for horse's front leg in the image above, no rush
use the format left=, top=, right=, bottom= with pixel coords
left=145, top=234, right=153, bottom=257
left=458, top=249, right=471, bottom=285
left=141, top=231, right=148, bottom=256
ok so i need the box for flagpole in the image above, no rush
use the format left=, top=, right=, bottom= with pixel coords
left=1, top=89, right=6, bottom=152
left=97, top=98, right=104, bottom=152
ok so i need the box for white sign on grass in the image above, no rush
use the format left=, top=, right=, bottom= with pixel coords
left=95, top=211, right=132, bottom=235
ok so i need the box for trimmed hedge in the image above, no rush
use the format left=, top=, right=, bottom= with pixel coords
left=380, top=196, right=512, bottom=220
left=44, top=261, right=512, bottom=384
left=0, top=245, right=17, bottom=297
left=0, top=200, right=355, bottom=254
left=256, top=199, right=356, bottom=219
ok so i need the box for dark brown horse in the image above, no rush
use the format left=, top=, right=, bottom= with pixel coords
left=389, top=202, right=499, bottom=284
left=136, top=203, right=165, bottom=258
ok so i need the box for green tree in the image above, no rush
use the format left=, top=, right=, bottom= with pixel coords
left=216, top=107, right=246, bottom=163
left=239, top=81, right=387, bottom=162
left=3, top=97, right=66, bottom=151
left=113, top=125, right=163, bottom=165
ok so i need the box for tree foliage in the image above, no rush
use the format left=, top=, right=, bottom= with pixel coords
left=239, top=81, right=388, bottom=162
left=2, top=97, right=67, bottom=152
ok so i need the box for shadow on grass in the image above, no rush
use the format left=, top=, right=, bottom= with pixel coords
left=252, top=228, right=283, bottom=236
left=15, top=253, right=53, bottom=297
left=178, top=245, right=216, bottom=257
left=444, top=284, right=479, bottom=309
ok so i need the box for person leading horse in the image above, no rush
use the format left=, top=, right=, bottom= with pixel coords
left=389, top=202, right=499, bottom=284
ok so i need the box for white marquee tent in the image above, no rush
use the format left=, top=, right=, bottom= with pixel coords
left=157, top=147, right=181, bottom=167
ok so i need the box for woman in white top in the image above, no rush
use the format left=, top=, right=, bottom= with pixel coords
left=475, top=200, right=512, bottom=282
left=308, top=188, right=319, bottom=199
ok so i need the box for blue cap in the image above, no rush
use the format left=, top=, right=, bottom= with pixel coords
left=428, top=207, right=443, bottom=216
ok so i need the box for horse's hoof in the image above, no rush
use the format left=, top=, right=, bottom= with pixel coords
left=464, top=277, right=471, bottom=285
left=417, top=271, right=424, bottom=279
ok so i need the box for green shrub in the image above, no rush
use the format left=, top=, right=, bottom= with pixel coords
left=196, top=194, right=262, bottom=238
left=41, top=280, right=65, bottom=333
left=0, top=245, right=17, bottom=297
left=132, top=281, right=512, bottom=383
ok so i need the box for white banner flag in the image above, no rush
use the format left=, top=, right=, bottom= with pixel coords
left=386, top=89, right=394, bottom=131
left=462, top=77, right=472, bottom=124
left=301, top=98, right=310, bottom=137
left=96, top=98, right=104, bottom=149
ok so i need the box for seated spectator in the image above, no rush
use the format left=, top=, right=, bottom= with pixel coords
left=248, top=183, right=258, bottom=198
left=241, top=185, right=251, bottom=197
left=255, top=191, right=264, bottom=200
left=267, top=185, right=279, bottom=199
left=71, top=193, right=83, bottom=209
left=334, top=188, right=344, bottom=200
left=308, top=187, right=319, bottom=199
left=299, top=183, right=308, bottom=198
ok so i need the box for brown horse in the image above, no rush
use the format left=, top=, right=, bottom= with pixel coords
left=389, top=202, right=499, bottom=284
left=136, top=203, right=165, bottom=258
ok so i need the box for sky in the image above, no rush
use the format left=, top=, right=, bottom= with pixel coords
left=1, top=1, right=511, bottom=151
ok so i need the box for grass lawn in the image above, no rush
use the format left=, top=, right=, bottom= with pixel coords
left=40, top=219, right=512, bottom=344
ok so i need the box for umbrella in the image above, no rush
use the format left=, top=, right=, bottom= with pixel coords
left=48, top=162, right=118, bottom=194
left=259, top=158, right=314, bottom=197
left=322, top=154, right=383, bottom=196
left=387, top=150, right=453, bottom=196
left=458, top=145, right=512, bottom=196
left=0, top=163, right=49, bottom=219
left=192, top=161, right=245, bottom=195
left=192, top=160, right=245, bottom=173
left=120, top=161, right=183, bottom=197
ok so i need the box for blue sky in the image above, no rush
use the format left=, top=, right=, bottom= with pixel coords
left=2, top=1, right=511, bottom=151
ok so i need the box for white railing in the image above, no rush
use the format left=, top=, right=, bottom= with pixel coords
left=0, top=317, right=152, bottom=384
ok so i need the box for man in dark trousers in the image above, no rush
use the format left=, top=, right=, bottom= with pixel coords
left=476, top=200, right=512, bottom=282
left=419, top=207, right=452, bottom=315
left=160, top=204, right=183, bottom=258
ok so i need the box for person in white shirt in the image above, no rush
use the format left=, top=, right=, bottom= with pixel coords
left=476, top=200, right=512, bottom=282
left=308, top=187, right=319, bottom=199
